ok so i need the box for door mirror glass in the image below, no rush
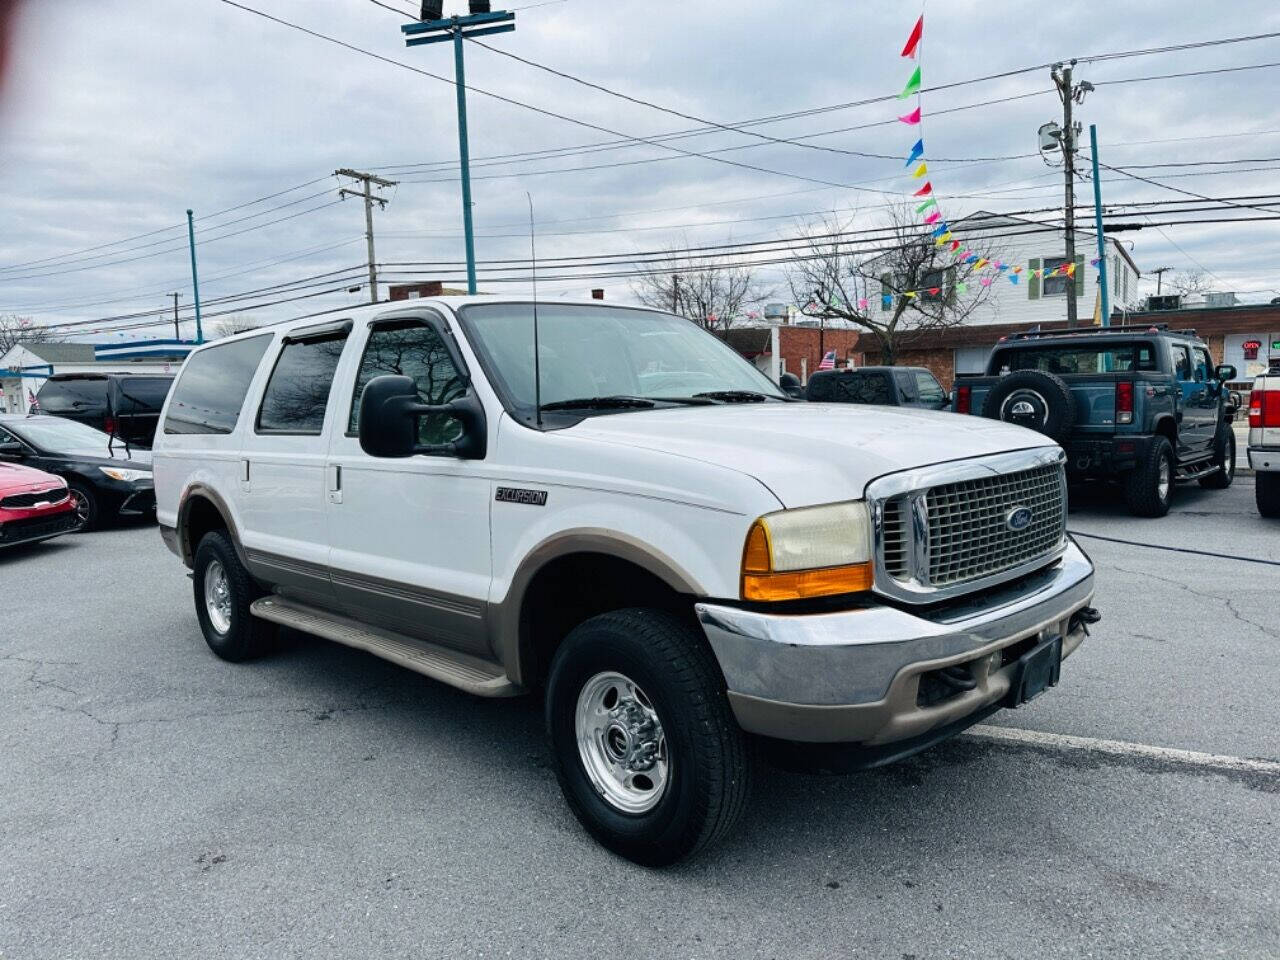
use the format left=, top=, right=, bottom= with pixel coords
left=1216, top=364, right=1237, bottom=382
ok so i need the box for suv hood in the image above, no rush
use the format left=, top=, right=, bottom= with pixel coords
left=566, top=404, right=1056, bottom=507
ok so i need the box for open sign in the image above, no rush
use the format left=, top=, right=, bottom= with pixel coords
left=1242, top=339, right=1263, bottom=360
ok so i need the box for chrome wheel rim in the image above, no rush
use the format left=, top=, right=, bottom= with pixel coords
left=1225, top=436, right=1234, bottom=476
left=69, top=489, right=90, bottom=528
left=1158, top=456, right=1171, bottom=501
left=203, top=559, right=233, bottom=634
left=575, top=671, right=669, bottom=814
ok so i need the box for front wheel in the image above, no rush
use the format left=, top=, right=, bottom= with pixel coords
left=192, top=530, right=277, bottom=662
left=67, top=481, right=98, bottom=531
left=1124, top=436, right=1175, bottom=517
left=545, top=608, right=751, bottom=866
left=1199, top=428, right=1235, bottom=489
left=1258, top=472, right=1280, bottom=518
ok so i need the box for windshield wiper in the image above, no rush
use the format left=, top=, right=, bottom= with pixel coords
left=539, top=395, right=657, bottom=412
left=692, top=390, right=778, bottom=403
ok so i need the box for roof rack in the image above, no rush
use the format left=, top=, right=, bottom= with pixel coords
left=1002, top=323, right=1170, bottom=342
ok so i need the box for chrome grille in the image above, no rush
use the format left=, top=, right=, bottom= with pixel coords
left=0, top=487, right=67, bottom=509
left=923, top=464, right=1065, bottom=586
left=881, top=499, right=910, bottom=580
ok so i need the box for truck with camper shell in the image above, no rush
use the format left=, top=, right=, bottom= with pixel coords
left=153, top=297, right=1099, bottom=865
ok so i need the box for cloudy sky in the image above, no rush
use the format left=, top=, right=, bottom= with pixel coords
left=1, top=0, right=1278, bottom=341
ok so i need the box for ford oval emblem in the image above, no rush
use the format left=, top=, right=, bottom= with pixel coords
left=1006, top=506, right=1033, bottom=532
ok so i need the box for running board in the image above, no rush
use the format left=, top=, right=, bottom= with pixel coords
left=250, top=595, right=522, bottom=698
left=1176, top=461, right=1220, bottom=481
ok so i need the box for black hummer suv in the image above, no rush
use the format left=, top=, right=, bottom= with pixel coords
left=954, top=324, right=1238, bottom=517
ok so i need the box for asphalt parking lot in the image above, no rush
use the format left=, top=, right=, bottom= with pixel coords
left=2, top=481, right=1277, bottom=960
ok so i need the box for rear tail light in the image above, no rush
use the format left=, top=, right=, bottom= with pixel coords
left=956, top=384, right=971, bottom=414
left=103, top=416, right=117, bottom=436
left=1115, top=381, right=1134, bottom=425
left=1251, top=389, right=1280, bottom=428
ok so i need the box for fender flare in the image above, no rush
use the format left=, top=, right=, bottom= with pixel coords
left=176, top=483, right=248, bottom=569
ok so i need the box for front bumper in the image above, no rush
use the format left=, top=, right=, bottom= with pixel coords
left=1247, top=447, right=1279, bottom=472
left=0, top=506, right=80, bottom=548
left=696, top=540, right=1095, bottom=745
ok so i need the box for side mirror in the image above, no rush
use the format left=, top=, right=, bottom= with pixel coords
left=0, top=440, right=23, bottom=457
left=358, top=374, right=487, bottom=460
left=1216, top=364, right=1237, bottom=383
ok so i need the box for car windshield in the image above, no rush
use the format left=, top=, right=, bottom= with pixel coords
left=458, top=303, right=786, bottom=415
left=8, top=417, right=113, bottom=452
left=992, top=342, right=1156, bottom=375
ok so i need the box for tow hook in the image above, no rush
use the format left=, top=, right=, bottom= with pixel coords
left=1070, top=606, right=1103, bottom=636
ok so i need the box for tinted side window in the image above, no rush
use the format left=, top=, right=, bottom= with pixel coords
left=1171, top=345, right=1192, bottom=381
left=895, top=371, right=915, bottom=403
left=257, top=334, right=348, bottom=434
left=165, top=335, right=271, bottom=435
left=914, top=370, right=947, bottom=403
left=36, top=378, right=107, bottom=415
left=349, top=320, right=465, bottom=445
left=1193, top=347, right=1212, bottom=382
left=806, top=374, right=835, bottom=402
left=835, top=373, right=894, bottom=405
left=112, top=377, right=173, bottom=414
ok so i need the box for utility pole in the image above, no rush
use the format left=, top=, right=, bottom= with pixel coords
left=401, top=2, right=517, bottom=295
left=337, top=169, right=397, bottom=304
left=1151, top=266, right=1173, bottom=295
left=168, top=292, right=181, bottom=340
left=1047, top=62, right=1094, bottom=326
left=186, top=209, right=204, bottom=344
left=671, top=274, right=679, bottom=314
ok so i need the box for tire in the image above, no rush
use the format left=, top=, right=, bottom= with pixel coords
left=1258, top=472, right=1280, bottom=519
left=192, top=530, right=277, bottom=662
left=67, top=481, right=98, bottom=531
left=1199, top=427, right=1235, bottom=489
left=1124, top=436, right=1175, bottom=517
left=545, top=608, right=751, bottom=867
left=980, top=370, right=1076, bottom=442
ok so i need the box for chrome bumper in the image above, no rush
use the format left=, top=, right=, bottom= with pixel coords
left=1247, top=447, right=1279, bottom=472
left=696, top=540, right=1095, bottom=744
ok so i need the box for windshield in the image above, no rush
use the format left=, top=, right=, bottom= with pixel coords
left=458, top=304, right=785, bottom=416
left=992, top=342, right=1156, bottom=375
left=9, top=417, right=114, bottom=452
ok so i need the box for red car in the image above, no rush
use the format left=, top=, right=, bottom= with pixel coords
left=0, top=461, right=80, bottom=549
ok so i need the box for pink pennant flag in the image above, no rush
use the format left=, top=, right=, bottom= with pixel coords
left=923, top=211, right=941, bottom=225
left=857, top=298, right=869, bottom=310
left=911, top=181, right=932, bottom=197
left=901, top=15, right=923, bottom=58
left=980, top=276, right=993, bottom=287
left=898, top=106, right=921, bottom=125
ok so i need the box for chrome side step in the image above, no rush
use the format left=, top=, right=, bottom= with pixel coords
left=250, top=595, right=522, bottom=698
left=1176, top=461, right=1220, bottom=481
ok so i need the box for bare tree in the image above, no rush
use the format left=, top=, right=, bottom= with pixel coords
left=787, top=206, right=1000, bottom=365
left=209, top=314, right=262, bottom=340
left=0, top=314, right=60, bottom=356
left=631, top=247, right=772, bottom=335
left=1168, top=270, right=1212, bottom=297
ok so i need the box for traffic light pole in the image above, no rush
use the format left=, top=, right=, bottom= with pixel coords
left=1089, top=124, right=1110, bottom=328
left=402, top=7, right=516, bottom=296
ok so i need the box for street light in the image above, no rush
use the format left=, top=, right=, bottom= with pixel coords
left=401, top=4, right=517, bottom=295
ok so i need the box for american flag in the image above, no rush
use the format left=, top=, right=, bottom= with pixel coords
left=817, top=349, right=837, bottom=371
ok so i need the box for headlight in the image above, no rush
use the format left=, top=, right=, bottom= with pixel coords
left=98, top=467, right=150, bottom=483
left=741, top=501, right=874, bottom=602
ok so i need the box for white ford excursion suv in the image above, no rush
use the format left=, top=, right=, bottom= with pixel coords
left=154, top=298, right=1099, bottom=865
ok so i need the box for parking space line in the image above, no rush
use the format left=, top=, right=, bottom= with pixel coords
left=965, top=724, right=1280, bottom=776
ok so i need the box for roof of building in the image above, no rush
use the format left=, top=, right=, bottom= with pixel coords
left=14, top=341, right=96, bottom=363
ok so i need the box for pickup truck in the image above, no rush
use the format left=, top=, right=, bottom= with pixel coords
left=953, top=324, right=1238, bottom=517
left=153, top=298, right=1098, bottom=865
left=1247, top=358, right=1280, bottom=517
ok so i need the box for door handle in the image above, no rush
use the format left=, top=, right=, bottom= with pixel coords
left=239, top=458, right=251, bottom=491
left=327, top=464, right=343, bottom=504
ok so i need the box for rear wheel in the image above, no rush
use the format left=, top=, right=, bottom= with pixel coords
left=1199, top=428, right=1235, bottom=489
left=545, top=608, right=751, bottom=866
left=192, top=530, right=277, bottom=661
left=1258, top=472, right=1280, bottom=519
left=1124, top=436, right=1175, bottom=517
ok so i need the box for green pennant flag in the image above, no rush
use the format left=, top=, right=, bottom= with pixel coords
left=915, top=197, right=938, bottom=214
left=898, top=66, right=922, bottom=100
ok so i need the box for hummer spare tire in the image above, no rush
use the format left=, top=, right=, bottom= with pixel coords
left=981, top=370, right=1076, bottom=441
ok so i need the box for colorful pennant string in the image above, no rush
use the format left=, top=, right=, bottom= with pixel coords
left=901, top=15, right=923, bottom=58
left=904, top=139, right=924, bottom=167
left=898, top=107, right=921, bottom=125
left=898, top=66, right=922, bottom=100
